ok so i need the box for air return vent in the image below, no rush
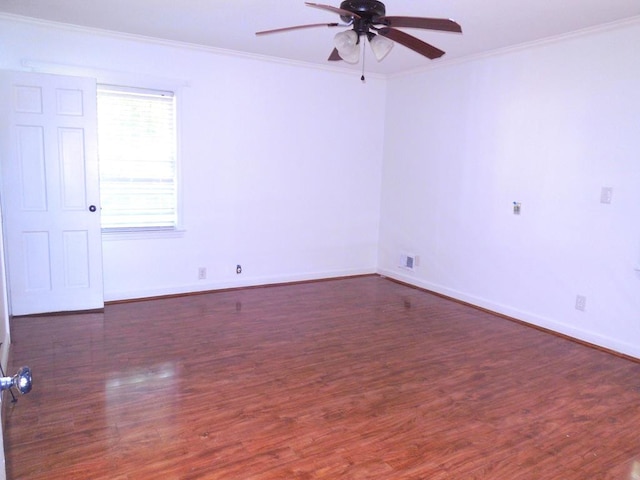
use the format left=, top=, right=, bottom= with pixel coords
left=400, top=253, right=419, bottom=271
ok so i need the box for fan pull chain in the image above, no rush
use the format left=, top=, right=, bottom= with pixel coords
left=361, top=36, right=366, bottom=82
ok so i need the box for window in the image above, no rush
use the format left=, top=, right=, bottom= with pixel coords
left=97, top=85, right=178, bottom=231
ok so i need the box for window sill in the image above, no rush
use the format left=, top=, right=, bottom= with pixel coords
left=101, top=227, right=186, bottom=241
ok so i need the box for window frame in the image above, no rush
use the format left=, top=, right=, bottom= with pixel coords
left=97, top=83, right=184, bottom=239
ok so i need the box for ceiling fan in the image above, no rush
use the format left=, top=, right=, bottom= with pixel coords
left=256, top=1, right=462, bottom=65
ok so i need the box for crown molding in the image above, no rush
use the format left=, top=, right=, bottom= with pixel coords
left=0, top=12, right=386, bottom=81
left=4, top=11, right=639, bottom=81
left=388, top=14, right=640, bottom=79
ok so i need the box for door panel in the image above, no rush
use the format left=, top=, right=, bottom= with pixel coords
left=23, top=231, right=51, bottom=291
left=0, top=70, right=104, bottom=315
left=59, top=127, right=88, bottom=208
left=63, top=230, right=90, bottom=288
left=16, top=125, right=47, bottom=210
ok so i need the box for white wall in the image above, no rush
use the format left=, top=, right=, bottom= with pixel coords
left=3, top=15, right=640, bottom=359
left=0, top=16, right=386, bottom=301
left=379, top=20, right=640, bottom=358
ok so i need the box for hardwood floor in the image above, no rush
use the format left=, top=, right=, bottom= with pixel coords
left=4, top=275, right=640, bottom=479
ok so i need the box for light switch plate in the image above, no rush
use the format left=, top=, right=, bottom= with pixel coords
left=600, top=187, right=613, bottom=204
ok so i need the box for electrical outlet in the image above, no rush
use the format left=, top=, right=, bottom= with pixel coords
left=236, top=264, right=242, bottom=274
left=600, top=187, right=613, bottom=204
left=575, top=295, right=586, bottom=312
left=198, top=267, right=207, bottom=280
left=513, top=202, right=521, bottom=215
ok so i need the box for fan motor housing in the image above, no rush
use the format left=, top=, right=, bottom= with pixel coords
left=339, top=0, right=386, bottom=21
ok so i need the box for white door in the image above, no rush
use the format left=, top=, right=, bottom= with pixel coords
left=0, top=71, right=104, bottom=315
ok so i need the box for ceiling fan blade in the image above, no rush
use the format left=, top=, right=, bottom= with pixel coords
left=328, top=48, right=342, bottom=61
left=377, top=16, right=462, bottom=33
left=378, top=27, right=445, bottom=59
left=305, top=2, right=361, bottom=19
left=256, top=22, right=339, bottom=35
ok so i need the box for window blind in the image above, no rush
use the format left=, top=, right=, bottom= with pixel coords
left=97, top=85, right=177, bottom=230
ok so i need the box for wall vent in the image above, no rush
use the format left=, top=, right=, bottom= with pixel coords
left=400, top=253, right=419, bottom=271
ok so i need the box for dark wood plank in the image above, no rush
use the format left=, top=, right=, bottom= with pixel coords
left=4, top=276, right=640, bottom=479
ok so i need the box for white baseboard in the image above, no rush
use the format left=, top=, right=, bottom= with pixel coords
left=378, top=268, right=640, bottom=360
left=104, top=267, right=377, bottom=303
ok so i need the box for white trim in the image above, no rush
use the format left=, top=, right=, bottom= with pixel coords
left=3, top=13, right=386, bottom=80
left=98, top=84, right=174, bottom=98
left=378, top=267, right=640, bottom=360
left=104, top=267, right=376, bottom=302
left=388, top=15, right=640, bottom=78
left=0, top=147, right=11, bottom=370
left=97, top=82, right=182, bottom=232
left=101, top=228, right=186, bottom=241
left=19, top=58, right=191, bottom=92
left=0, top=330, right=9, bottom=373
left=3, top=12, right=640, bottom=80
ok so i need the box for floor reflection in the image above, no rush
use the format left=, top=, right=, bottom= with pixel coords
left=105, top=362, right=178, bottom=452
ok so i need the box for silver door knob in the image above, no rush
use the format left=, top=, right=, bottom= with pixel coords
left=0, top=366, right=32, bottom=395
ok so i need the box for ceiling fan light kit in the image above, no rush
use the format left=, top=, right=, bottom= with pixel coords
left=369, top=34, right=394, bottom=61
left=334, top=30, right=360, bottom=63
left=257, top=0, right=462, bottom=69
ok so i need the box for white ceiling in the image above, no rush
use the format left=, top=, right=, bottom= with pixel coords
left=2, top=0, right=640, bottom=75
